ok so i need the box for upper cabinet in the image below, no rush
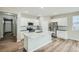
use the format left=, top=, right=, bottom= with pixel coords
left=51, top=17, right=68, bottom=26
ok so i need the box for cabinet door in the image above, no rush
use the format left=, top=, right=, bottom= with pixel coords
left=57, top=31, right=68, bottom=39
left=28, top=34, right=51, bottom=51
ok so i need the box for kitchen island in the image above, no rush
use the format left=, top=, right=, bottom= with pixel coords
left=23, top=32, right=52, bottom=52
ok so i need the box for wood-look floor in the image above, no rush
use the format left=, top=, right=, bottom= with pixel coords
left=35, top=38, right=79, bottom=52
left=0, top=33, right=24, bottom=52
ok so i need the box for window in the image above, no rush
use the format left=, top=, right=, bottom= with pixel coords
left=72, top=16, right=79, bottom=31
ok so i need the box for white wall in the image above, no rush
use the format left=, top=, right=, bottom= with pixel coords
left=17, top=13, right=22, bottom=42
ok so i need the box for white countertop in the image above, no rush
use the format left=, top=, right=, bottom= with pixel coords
left=22, top=31, right=51, bottom=39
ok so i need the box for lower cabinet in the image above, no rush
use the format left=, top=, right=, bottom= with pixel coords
left=24, top=33, right=51, bottom=52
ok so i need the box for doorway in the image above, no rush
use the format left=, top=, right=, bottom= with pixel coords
left=3, top=18, right=13, bottom=37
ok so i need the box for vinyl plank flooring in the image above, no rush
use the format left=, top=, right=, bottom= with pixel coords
left=35, top=38, right=79, bottom=52
left=52, top=40, right=68, bottom=52
left=0, top=33, right=24, bottom=52
left=53, top=40, right=73, bottom=52
left=44, top=39, right=65, bottom=52
left=69, top=40, right=79, bottom=52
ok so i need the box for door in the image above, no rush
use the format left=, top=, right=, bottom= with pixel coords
left=3, top=18, right=13, bottom=36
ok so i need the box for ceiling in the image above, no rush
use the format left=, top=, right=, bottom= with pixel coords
left=0, top=7, right=79, bottom=16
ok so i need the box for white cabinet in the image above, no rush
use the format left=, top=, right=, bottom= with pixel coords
left=57, top=31, right=68, bottom=39
left=24, top=32, right=51, bottom=52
